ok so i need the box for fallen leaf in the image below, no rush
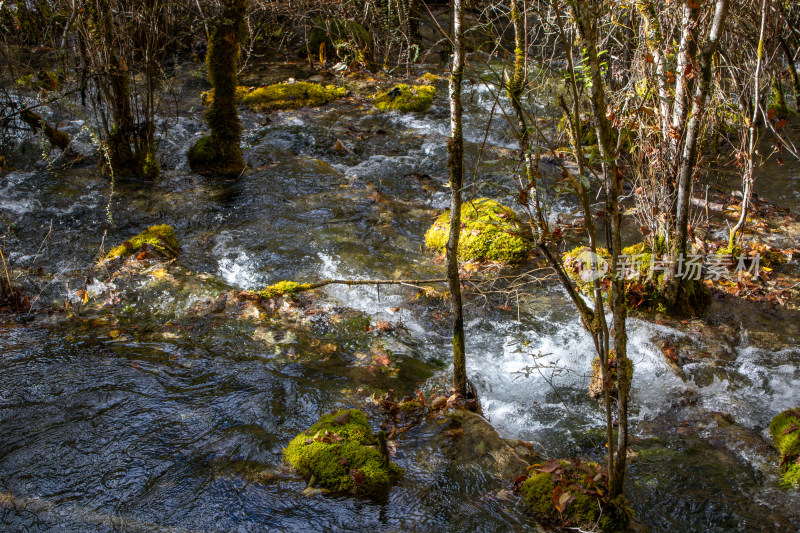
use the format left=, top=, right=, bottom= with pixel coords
left=540, top=459, right=561, bottom=474
left=349, top=468, right=365, bottom=485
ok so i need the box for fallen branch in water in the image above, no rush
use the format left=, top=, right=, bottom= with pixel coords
left=305, top=278, right=448, bottom=290
left=255, top=278, right=450, bottom=298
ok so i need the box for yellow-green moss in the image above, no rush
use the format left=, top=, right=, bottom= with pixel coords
left=201, top=86, right=251, bottom=106
left=242, top=82, right=347, bottom=112
left=562, top=245, right=611, bottom=295
left=424, top=198, right=532, bottom=264
left=187, top=134, right=246, bottom=177
left=284, top=409, right=403, bottom=497
left=769, top=408, right=800, bottom=489
left=103, top=224, right=180, bottom=261
left=562, top=242, right=710, bottom=315
left=374, top=84, right=436, bottom=112
left=417, top=72, right=442, bottom=85
left=256, top=281, right=312, bottom=299
left=520, top=463, right=630, bottom=533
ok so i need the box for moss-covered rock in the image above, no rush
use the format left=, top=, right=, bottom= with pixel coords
left=769, top=407, right=800, bottom=489
left=102, top=224, right=180, bottom=262
left=201, top=86, right=251, bottom=106
left=242, top=82, right=347, bottom=112
left=562, top=242, right=710, bottom=316
left=373, top=84, right=436, bottom=112
left=424, top=198, right=532, bottom=264
left=256, top=280, right=313, bottom=299
left=519, top=459, right=631, bottom=533
left=284, top=409, right=403, bottom=497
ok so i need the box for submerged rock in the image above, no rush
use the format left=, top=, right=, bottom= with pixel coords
left=373, top=84, right=436, bottom=112
left=437, top=408, right=538, bottom=479
left=425, top=198, right=532, bottom=264
left=283, top=408, right=403, bottom=497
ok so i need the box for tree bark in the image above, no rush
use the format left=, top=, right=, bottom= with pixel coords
left=730, top=0, right=766, bottom=247
left=447, top=0, right=467, bottom=398
left=674, top=0, right=730, bottom=263
left=569, top=0, right=629, bottom=498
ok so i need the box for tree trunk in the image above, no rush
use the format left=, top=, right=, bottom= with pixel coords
left=188, top=0, right=247, bottom=177
left=569, top=0, right=629, bottom=499
left=674, top=0, right=730, bottom=263
left=447, top=0, right=467, bottom=398
left=730, top=0, right=766, bottom=247
left=779, top=38, right=800, bottom=111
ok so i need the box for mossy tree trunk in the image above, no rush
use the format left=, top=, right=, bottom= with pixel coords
left=188, top=0, right=247, bottom=177
left=447, top=0, right=467, bottom=398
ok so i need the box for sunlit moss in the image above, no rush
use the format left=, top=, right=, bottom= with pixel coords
left=256, top=281, right=312, bottom=299
left=201, top=86, right=251, bottom=106
left=770, top=408, right=800, bottom=489
left=417, top=72, right=442, bottom=85
left=242, top=82, right=347, bottom=112
left=103, top=224, right=180, bottom=261
left=520, top=463, right=631, bottom=533
left=284, top=409, right=403, bottom=497
left=562, top=242, right=710, bottom=315
left=424, top=198, right=532, bottom=264
left=373, top=84, right=435, bottom=112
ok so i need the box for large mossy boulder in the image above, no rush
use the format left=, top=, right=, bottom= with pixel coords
left=242, top=82, right=347, bottom=112
left=562, top=242, right=710, bottom=316
left=769, top=407, right=800, bottom=489
left=425, top=198, right=532, bottom=264
left=101, top=224, right=180, bottom=263
left=373, top=84, right=436, bottom=112
left=284, top=409, right=403, bottom=497
left=520, top=459, right=631, bottom=533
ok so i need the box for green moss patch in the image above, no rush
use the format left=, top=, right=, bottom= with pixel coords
left=562, top=242, right=710, bottom=316
left=374, top=84, right=436, bottom=112
left=424, top=198, right=532, bottom=264
left=256, top=281, right=313, bottom=299
left=242, top=82, right=347, bottom=112
left=201, top=86, right=251, bottom=106
left=103, top=224, right=180, bottom=261
left=187, top=134, right=246, bottom=177
left=519, top=459, right=631, bottom=533
left=284, top=409, right=403, bottom=497
left=769, top=407, right=800, bottom=489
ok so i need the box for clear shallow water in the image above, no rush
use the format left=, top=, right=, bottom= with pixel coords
left=1, top=70, right=799, bottom=531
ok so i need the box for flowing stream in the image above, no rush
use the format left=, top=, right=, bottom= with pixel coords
left=1, top=65, right=799, bottom=532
